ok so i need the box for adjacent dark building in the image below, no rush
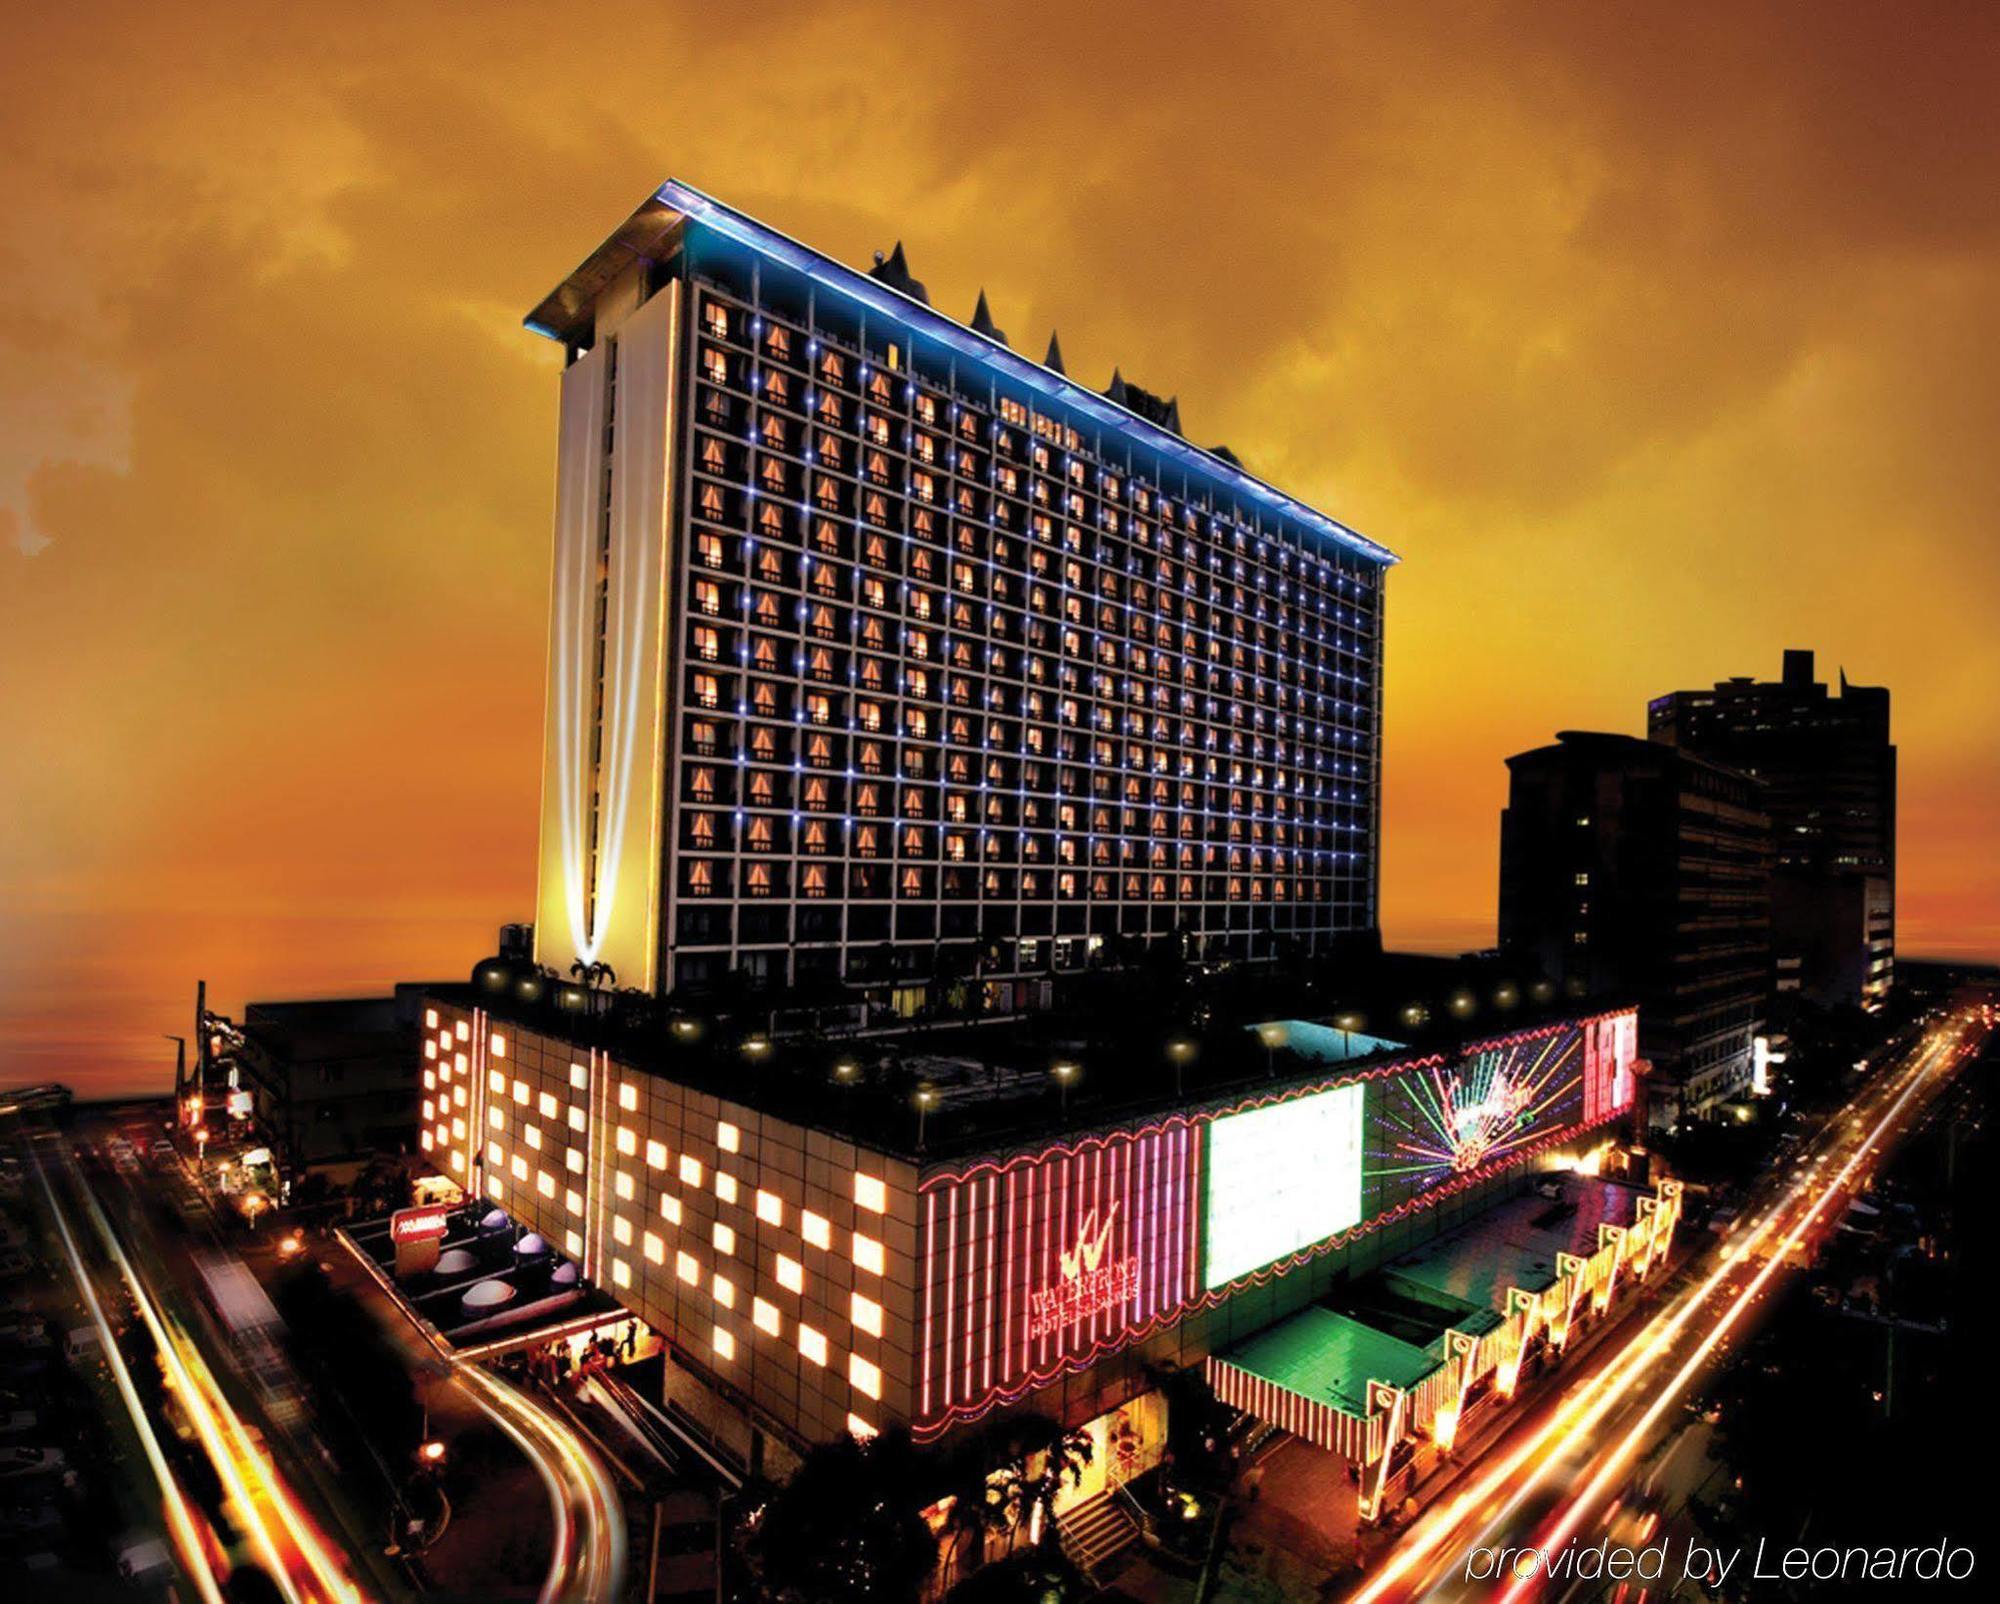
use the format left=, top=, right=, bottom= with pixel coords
left=236, top=987, right=430, bottom=1171
left=1499, top=732, right=1770, bottom=1128
left=1648, top=649, right=1894, bottom=1012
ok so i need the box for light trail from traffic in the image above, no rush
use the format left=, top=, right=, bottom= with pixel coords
left=30, top=1142, right=231, bottom=1604
left=1350, top=1014, right=1986, bottom=1603
left=57, top=1140, right=370, bottom=1604
left=458, top=1359, right=628, bottom=1604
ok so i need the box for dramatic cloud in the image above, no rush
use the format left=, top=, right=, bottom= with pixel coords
left=3, top=1, right=1996, bottom=1091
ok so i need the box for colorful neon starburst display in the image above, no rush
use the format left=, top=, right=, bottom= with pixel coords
left=1369, top=1031, right=1583, bottom=1195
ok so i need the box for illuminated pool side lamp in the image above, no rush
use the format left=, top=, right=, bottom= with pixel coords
left=1254, top=1023, right=1287, bottom=1074
left=1050, top=1060, right=1081, bottom=1118
left=1165, top=1037, right=1196, bottom=1096
left=913, top=1082, right=938, bottom=1151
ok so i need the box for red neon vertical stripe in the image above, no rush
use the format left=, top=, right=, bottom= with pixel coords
left=981, top=1174, right=995, bottom=1393
left=1002, top=1168, right=1016, bottom=1390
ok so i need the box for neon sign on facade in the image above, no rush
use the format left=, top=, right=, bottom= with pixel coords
left=913, top=1008, right=1639, bottom=1439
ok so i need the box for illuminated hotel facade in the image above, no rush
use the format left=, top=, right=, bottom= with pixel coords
left=522, top=181, right=1394, bottom=1006
left=418, top=184, right=1672, bottom=1511
left=421, top=992, right=1653, bottom=1490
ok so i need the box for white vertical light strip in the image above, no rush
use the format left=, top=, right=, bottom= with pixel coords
left=534, top=283, right=680, bottom=989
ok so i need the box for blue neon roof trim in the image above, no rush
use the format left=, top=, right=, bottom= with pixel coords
left=646, top=180, right=1396, bottom=568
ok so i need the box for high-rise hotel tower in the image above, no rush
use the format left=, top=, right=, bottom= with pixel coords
left=523, top=182, right=1396, bottom=1004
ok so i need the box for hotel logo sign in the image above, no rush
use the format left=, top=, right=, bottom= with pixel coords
left=1028, top=1203, right=1139, bottom=1339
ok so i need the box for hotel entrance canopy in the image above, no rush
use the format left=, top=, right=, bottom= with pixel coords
left=1206, top=1306, right=1444, bottom=1463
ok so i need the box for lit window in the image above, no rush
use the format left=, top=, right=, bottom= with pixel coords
left=713, top=1222, right=736, bottom=1255
left=487, top=1140, right=503, bottom=1165
left=712, top=1273, right=735, bottom=1309
left=660, top=1195, right=682, bottom=1226
left=613, top=1216, right=633, bottom=1246
left=538, top=1091, right=558, bottom=1119
left=850, top=1293, right=883, bottom=1337
left=798, top=1325, right=828, bottom=1366
left=616, top=1127, right=637, bottom=1156
left=680, top=1155, right=703, bottom=1187
left=848, top=1414, right=877, bottom=1441
left=566, top=1189, right=584, bottom=1216
left=802, top=1211, right=831, bottom=1250
left=491, top=1034, right=507, bottom=1058
left=712, top=1326, right=735, bottom=1361
left=717, top=1121, right=740, bottom=1153
left=420, top=1130, right=433, bottom=1151
left=775, top=1254, right=804, bottom=1294
left=524, top=1125, right=541, bottom=1151
left=614, top=1171, right=635, bottom=1201
left=568, top=1106, right=587, bottom=1132
left=755, top=1191, right=783, bottom=1226
left=537, top=1171, right=556, bottom=1199
left=619, top=1082, right=639, bottom=1112
left=677, top=1252, right=699, bottom=1286
left=611, top=1258, right=631, bottom=1288
left=854, top=1173, right=887, bottom=1214
left=488, top=1107, right=504, bottom=1131
left=643, top=1232, right=664, bottom=1265
left=566, top=1147, right=584, bottom=1173
left=564, top=1229, right=583, bottom=1257
left=646, top=1139, right=668, bottom=1170
left=510, top=1154, right=528, bottom=1181
left=852, top=1233, right=885, bottom=1276
left=715, top=1172, right=738, bottom=1205
left=570, top=1063, right=588, bottom=1090
left=849, top=1355, right=881, bottom=1399
left=456, top=1021, right=470, bottom=1042
left=512, top=1080, right=530, bottom=1105
left=425, top=1008, right=438, bottom=1029
left=488, top=1068, right=505, bottom=1093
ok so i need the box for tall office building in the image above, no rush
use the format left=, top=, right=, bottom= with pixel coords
left=1649, top=650, right=1894, bottom=1011
left=520, top=181, right=1395, bottom=1008
left=1499, top=732, right=1771, bottom=1126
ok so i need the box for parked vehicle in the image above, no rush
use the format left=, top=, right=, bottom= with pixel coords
left=62, top=1327, right=104, bottom=1363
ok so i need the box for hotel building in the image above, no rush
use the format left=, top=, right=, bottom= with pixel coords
left=401, top=184, right=1671, bottom=1540
left=520, top=181, right=1394, bottom=1008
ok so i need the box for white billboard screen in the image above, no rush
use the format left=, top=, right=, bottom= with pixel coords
left=1203, top=1081, right=1365, bottom=1288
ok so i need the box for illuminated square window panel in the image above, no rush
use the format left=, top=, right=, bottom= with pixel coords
left=490, top=1033, right=507, bottom=1057
left=613, top=1216, right=633, bottom=1247
left=537, top=1171, right=555, bottom=1199
left=753, top=1297, right=780, bottom=1336
left=643, top=1232, right=665, bottom=1265
left=661, top=1195, right=683, bottom=1225
left=612, top=1258, right=631, bottom=1288
left=853, top=1173, right=887, bottom=1214
left=717, top=1121, right=740, bottom=1153
left=616, top=1127, right=638, bottom=1156
left=713, top=1325, right=735, bottom=1361
left=647, top=1140, right=668, bottom=1171
left=797, top=1325, right=828, bottom=1366
left=775, top=1254, right=804, bottom=1294
left=712, top=1274, right=735, bottom=1309
left=567, top=1146, right=584, bottom=1173
left=713, top=1223, right=736, bottom=1255
left=512, top=1079, right=530, bottom=1105
left=849, top=1354, right=881, bottom=1400
left=1202, top=1079, right=1364, bottom=1288
left=539, top=1092, right=558, bottom=1119
left=715, top=1172, right=738, bottom=1205
left=677, top=1252, right=699, bottom=1285
left=680, top=1154, right=703, bottom=1187
left=570, top=1063, right=589, bottom=1090
left=756, top=1191, right=783, bottom=1226
left=614, top=1172, right=635, bottom=1201
left=801, top=1211, right=831, bottom=1250
left=848, top=1414, right=876, bottom=1440
left=455, top=1021, right=470, bottom=1042
left=619, top=1082, right=639, bottom=1112
left=565, top=1229, right=583, bottom=1256
left=851, top=1233, right=885, bottom=1276
left=850, top=1292, right=883, bottom=1337
left=566, top=1189, right=584, bottom=1216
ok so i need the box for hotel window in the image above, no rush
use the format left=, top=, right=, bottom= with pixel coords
left=851, top=1233, right=885, bottom=1276
left=646, top=1139, right=668, bottom=1170
left=775, top=1254, right=804, bottom=1293
left=712, top=1326, right=734, bottom=1361
left=660, top=1194, right=682, bottom=1225
left=801, top=1211, right=831, bottom=1250
left=753, top=1297, right=780, bottom=1336
left=616, top=1126, right=637, bottom=1156
left=643, top=1232, right=665, bottom=1265
left=566, top=1188, right=584, bottom=1215
left=712, top=1273, right=736, bottom=1309
left=849, top=1355, right=882, bottom=1400
left=755, top=1190, right=783, bottom=1226
left=679, top=1154, right=703, bottom=1187
left=612, top=1216, right=633, bottom=1246
left=677, top=1251, right=699, bottom=1285
left=854, top=1173, right=887, bottom=1214
left=713, top=1222, right=736, bottom=1255
left=612, top=1259, right=631, bottom=1289
left=798, top=1325, right=828, bottom=1367
left=850, top=1292, right=883, bottom=1337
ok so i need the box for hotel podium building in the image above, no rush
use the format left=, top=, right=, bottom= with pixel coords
left=413, top=183, right=1668, bottom=1513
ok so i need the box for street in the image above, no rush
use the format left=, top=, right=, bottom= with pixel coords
left=1343, top=1009, right=1992, bottom=1602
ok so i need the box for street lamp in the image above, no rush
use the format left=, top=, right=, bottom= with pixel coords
left=913, top=1083, right=937, bottom=1151
left=1255, top=1023, right=1286, bottom=1076
left=1050, top=1060, right=1080, bottom=1118
left=1165, top=1038, right=1196, bottom=1099
left=740, top=1035, right=771, bottom=1063
left=1332, top=1013, right=1364, bottom=1058
left=831, top=1057, right=860, bottom=1087
left=418, top=1439, right=447, bottom=1467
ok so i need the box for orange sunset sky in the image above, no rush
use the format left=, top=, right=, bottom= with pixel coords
left=3, top=3, right=1997, bottom=1097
